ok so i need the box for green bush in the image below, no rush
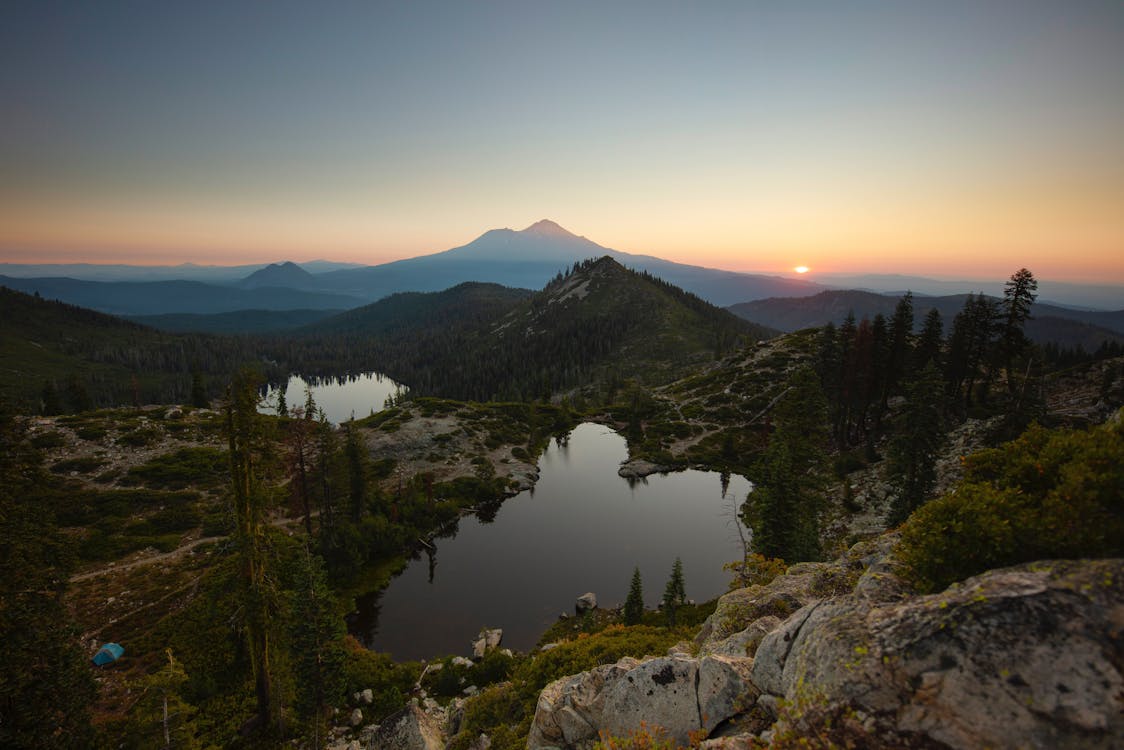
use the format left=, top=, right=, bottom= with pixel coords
left=518, top=625, right=686, bottom=694
left=897, top=419, right=1124, bottom=592
left=340, top=642, right=419, bottom=723
left=123, top=447, right=228, bottom=490
left=31, top=431, right=67, bottom=449
left=51, top=456, right=105, bottom=474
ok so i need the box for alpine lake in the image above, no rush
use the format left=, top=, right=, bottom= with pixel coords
left=263, top=372, right=751, bottom=662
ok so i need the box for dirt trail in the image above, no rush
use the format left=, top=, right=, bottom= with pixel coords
left=69, top=513, right=308, bottom=583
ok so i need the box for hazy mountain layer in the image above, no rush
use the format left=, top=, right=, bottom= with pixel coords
left=0, top=276, right=365, bottom=316
left=729, top=290, right=1124, bottom=349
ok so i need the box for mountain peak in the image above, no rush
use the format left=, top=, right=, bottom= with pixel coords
left=239, top=260, right=317, bottom=289
left=522, top=219, right=575, bottom=238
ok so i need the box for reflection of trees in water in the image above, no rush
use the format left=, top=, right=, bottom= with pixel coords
left=346, top=589, right=384, bottom=649
left=625, top=474, right=649, bottom=490
left=475, top=497, right=505, bottom=524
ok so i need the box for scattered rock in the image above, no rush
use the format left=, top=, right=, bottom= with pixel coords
left=348, top=708, right=363, bottom=727
left=575, top=592, right=597, bottom=613
left=451, top=656, right=474, bottom=668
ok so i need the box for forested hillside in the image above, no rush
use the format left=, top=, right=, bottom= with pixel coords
left=282, top=257, right=773, bottom=401
left=0, top=287, right=282, bottom=410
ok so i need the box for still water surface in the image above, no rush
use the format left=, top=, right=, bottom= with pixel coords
left=262, top=372, right=405, bottom=424
left=349, top=422, right=751, bottom=661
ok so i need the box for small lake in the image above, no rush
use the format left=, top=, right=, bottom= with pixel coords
left=349, top=422, right=752, bottom=661
left=262, top=372, right=405, bottom=424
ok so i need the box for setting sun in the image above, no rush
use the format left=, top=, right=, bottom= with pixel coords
left=794, top=266, right=810, bottom=274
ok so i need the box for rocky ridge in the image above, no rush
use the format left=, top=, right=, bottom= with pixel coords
left=527, top=534, right=1124, bottom=749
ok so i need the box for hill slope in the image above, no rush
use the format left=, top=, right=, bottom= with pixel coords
left=0, top=287, right=280, bottom=409
left=296, top=257, right=774, bottom=401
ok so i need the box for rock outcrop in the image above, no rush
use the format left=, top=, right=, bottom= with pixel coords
left=472, top=628, right=503, bottom=659
left=529, top=532, right=1124, bottom=749
left=527, top=654, right=756, bottom=749
left=752, top=558, right=1124, bottom=749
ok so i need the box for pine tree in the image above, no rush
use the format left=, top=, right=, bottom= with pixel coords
left=912, top=308, right=944, bottom=371
left=129, top=650, right=199, bottom=749
left=66, top=373, right=93, bottom=412
left=623, top=567, right=644, bottom=625
left=343, top=420, right=366, bottom=524
left=662, top=558, right=686, bottom=626
left=225, top=369, right=278, bottom=733
left=743, top=366, right=829, bottom=562
left=40, top=379, right=62, bottom=415
left=999, top=268, right=1038, bottom=393
left=289, top=547, right=347, bottom=745
left=190, top=369, right=208, bottom=408
left=882, top=292, right=915, bottom=412
left=0, top=407, right=96, bottom=748
left=277, top=389, right=288, bottom=417
left=886, top=364, right=946, bottom=525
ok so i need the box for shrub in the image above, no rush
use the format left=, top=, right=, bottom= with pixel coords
left=340, top=640, right=420, bottom=723
left=897, top=419, right=1124, bottom=592
left=50, top=456, right=105, bottom=474
left=31, top=431, right=66, bottom=449
left=123, top=447, right=228, bottom=490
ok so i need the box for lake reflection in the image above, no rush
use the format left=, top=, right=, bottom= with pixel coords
left=349, top=423, right=751, bottom=661
left=262, top=372, right=404, bottom=424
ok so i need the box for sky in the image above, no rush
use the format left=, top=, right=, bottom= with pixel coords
left=1, top=1, right=1122, bottom=282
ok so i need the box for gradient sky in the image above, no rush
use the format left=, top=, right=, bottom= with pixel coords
left=1, top=1, right=1122, bottom=282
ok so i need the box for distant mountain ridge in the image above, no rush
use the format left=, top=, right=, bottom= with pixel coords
left=311, top=220, right=825, bottom=307
left=729, top=289, right=1124, bottom=350
left=0, top=275, right=365, bottom=316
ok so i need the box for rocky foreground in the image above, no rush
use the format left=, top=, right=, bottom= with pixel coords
left=528, top=534, right=1123, bottom=749
left=324, top=534, right=1123, bottom=749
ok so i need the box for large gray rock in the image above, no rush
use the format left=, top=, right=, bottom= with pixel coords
left=751, top=559, right=1124, bottom=749
left=575, top=592, right=597, bottom=613
left=366, top=704, right=445, bottom=750
left=695, top=535, right=894, bottom=659
left=527, top=654, right=755, bottom=749
left=472, top=628, right=503, bottom=659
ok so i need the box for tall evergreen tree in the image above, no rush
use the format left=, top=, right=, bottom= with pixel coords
left=912, top=308, right=944, bottom=371
left=886, top=364, right=947, bottom=525
left=0, top=407, right=96, bottom=749
left=190, top=369, right=208, bottom=408
left=40, top=379, right=62, bottom=416
left=289, top=547, right=347, bottom=746
left=999, top=268, right=1038, bottom=393
left=128, top=650, right=199, bottom=749
left=225, top=369, right=278, bottom=733
left=743, top=366, right=829, bottom=562
left=662, top=558, right=686, bottom=627
left=343, top=420, right=366, bottom=524
left=882, top=292, right=915, bottom=411
left=623, top=567, right=644, bottom=625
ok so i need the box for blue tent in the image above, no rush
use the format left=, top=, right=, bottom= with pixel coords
left=91, top=643, right=124, bottom=666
